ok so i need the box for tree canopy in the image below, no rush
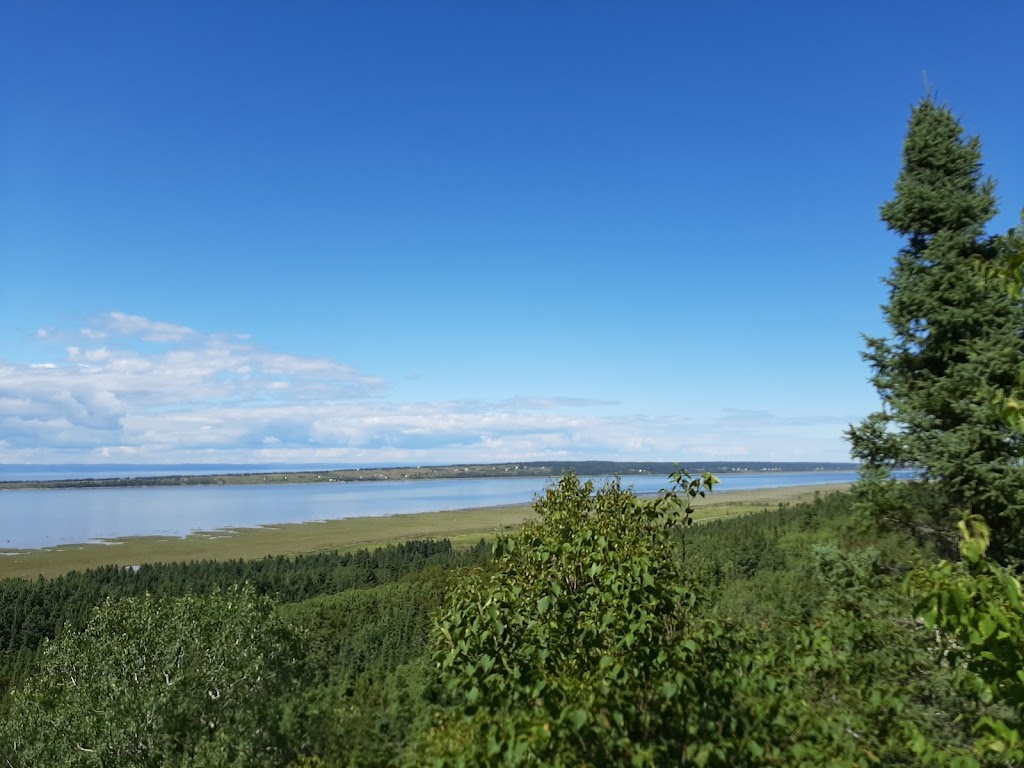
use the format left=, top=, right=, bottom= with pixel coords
left=0, top=587, right=302, bottom=768
left=848, top=97, right=1024, bottom=563
left=411, top=472, right=761, bottom=767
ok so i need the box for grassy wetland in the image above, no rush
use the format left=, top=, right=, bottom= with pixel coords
left=0, top=482, right=846, bottom=580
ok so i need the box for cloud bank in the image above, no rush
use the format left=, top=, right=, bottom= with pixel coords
left=0, top=313, right=853, bottom=465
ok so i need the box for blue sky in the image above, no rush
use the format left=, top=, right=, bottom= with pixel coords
left=1, top=2, right=1022, bottom=466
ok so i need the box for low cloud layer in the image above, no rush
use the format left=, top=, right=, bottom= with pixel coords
left=0, top=313, right=854, bottom=465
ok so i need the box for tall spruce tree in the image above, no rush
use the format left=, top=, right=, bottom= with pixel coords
left=848, top=98, right=1024, bottom=564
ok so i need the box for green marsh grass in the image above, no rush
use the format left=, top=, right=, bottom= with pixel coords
left=0, top=483, right=849, bottom=580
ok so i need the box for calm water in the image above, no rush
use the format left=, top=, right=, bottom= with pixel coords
left=0, top=464, right=352, bottom=482
left=0, top=471, right=860, bottom=550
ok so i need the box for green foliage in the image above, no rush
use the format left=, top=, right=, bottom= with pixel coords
left=0, top=539, right=487, bottom=696
left=413, top=478, right=992, bottom=766
left=689, top=493, right=978, bottom=765
left=413, top=472, right=765, bottom=767
left=909, top=515, right=1024, bottom=764
left=0, top=586, right=301, bottom=767
left=0, top=481, right=999, bottom=767
left=0, top=537, right=488, bottom=766
left=879, top=99, right=996, bottom=237
left=848, top=97, right=1024, bottom=563
left=278, top=579, right=451, bottom=766
left=849, top=94, right=1024, bottom=763
left=285, top=657, right=443, bottom=768
left=983, top=210, right=1024, bottom=436
left=278, top=578, right=448, bottom=686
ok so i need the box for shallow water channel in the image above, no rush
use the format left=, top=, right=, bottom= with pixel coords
left=0, top=470, right=860, bottom=550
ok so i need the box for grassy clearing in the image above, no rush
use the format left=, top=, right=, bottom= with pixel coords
left=0, top=483, right=849, bottom=580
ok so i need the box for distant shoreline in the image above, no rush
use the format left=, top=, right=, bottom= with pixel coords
left=0, top=461, right=859, bottom=491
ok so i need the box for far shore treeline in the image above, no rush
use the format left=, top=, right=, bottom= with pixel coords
left=0, top=460, right=859, bottom=490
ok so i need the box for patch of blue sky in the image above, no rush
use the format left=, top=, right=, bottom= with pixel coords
left=1, top=2, right=1021, bottom=465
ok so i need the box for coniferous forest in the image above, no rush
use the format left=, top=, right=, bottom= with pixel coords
left=2, top=97, right=1024, bottom=766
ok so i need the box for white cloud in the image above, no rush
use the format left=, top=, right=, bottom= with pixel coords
left=499, top=396, right=620, bottom=410
left=103, top=311, right=196, bottom=342
left=0, top=312, right=855, bottom=465
left=67, top=346, right=114, bottom=363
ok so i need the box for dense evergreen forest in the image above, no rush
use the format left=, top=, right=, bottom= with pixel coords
left=2, top=97, right=1023, bottom=765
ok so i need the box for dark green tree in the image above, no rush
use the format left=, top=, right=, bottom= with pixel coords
left=848, top=97, right=1024, bottom=563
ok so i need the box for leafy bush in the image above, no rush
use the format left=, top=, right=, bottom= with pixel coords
left=0, top=586, right=301, bottom=767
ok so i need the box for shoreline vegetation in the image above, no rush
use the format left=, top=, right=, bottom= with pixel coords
left=0, top=481, right=849, bottom=580
left=0, top=460, right=857, bottom=490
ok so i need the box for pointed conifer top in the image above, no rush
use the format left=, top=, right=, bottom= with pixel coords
left=881, top=98, right=997, bottom=240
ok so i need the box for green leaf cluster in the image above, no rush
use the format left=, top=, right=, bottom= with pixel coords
left=0, top=586, right=301, bottom=767
left=415, top=477, right=994, bottom=766
left=413, top=472, right=759, bottom=767
left=909, top=515, right=1024, bottom=765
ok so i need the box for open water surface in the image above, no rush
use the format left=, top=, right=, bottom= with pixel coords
left=0, top=471, right=861, bottom=550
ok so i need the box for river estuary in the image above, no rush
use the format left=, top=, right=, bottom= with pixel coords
left=0, top=470, right=861, bottom=550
